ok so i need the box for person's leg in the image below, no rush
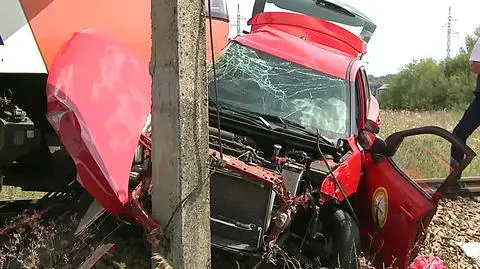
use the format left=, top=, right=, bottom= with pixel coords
left=450, top=97, right=480, bottom=174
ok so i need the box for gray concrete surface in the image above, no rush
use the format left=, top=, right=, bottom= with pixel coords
left=150, top=0, right=210, bottom=268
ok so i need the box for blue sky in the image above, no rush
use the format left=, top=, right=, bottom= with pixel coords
left=225, top=0, right=480, bottom=77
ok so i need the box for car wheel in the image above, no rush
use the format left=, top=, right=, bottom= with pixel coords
left=324, top=207, right=360, bottom=269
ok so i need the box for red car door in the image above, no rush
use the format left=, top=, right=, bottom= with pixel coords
left=356, top=126, right=475, bottom=269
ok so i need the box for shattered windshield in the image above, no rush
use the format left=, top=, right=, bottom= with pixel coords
left=207, top=42, right=349, bottom=140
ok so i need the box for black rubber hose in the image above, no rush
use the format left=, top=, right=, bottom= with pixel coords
left=208, top=126, right=235, bottom=141
left=208, top=126, right=255, bottom=146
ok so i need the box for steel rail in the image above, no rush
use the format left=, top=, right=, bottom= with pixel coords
left=415, top=176, right=480, bottom=196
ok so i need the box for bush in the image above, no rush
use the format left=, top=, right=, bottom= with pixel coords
left=379, top=58, right=450, bottom=110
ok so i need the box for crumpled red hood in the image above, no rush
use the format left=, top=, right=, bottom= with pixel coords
left=46, top=29, right=151, bottom=215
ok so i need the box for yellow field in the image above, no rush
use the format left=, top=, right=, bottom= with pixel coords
left=1, top=109, right=479, bottom=200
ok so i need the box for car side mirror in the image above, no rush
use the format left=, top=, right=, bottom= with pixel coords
left=358, top=120, right=388, bottom=155
left=365, top=119, right=380, bottom=134
left=358, top=130, right=388, bottom=154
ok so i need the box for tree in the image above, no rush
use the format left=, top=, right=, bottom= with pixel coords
left=378, top=25, right=480, bottom=110
left=379, top=58, right=449, bottom=110
left=441, top=25, right=480, bottom=106
left=464, top=25, right=480, bottom=54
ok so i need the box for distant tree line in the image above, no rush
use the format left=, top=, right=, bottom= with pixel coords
left=374, top=26, right=480, bottom=111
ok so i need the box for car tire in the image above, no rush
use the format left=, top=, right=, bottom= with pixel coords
left=324, top=207, right=360, bottom=269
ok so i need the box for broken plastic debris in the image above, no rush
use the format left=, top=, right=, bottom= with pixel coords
left=455, top=241, right=480, bottom=266
left=409, top=254, right=446, bottom=269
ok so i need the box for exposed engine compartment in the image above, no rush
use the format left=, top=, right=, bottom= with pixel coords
left=206, top=122, right=340, bottom=257
left=208, top=125, right=324, bottom=197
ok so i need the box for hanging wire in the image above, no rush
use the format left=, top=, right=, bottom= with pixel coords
left=207, top=0, right=224, bottom=161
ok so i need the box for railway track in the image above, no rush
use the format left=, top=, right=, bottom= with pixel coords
left=416, top=176, right=480, bottom=197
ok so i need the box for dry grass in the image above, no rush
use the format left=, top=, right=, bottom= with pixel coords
left=378, top=109, right=480, bottom=177
left=152, top=254, right=173, bottom=269
left=0, top=210, right=84, bottom=269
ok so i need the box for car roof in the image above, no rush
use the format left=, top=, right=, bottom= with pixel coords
left=233, top=12, right=363, bottom=80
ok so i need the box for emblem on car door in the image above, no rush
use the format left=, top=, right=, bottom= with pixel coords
left=372, top=187, right=388, bottom=229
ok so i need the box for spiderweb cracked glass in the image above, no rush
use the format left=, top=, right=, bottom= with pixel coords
left=208, top=42, right=349, bottom=138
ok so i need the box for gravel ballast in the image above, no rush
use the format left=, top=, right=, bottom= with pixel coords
left=419, top=197, right=480, bottom=269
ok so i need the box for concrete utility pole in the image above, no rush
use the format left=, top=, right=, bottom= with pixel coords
left=150, top=0, right=210, bottom=268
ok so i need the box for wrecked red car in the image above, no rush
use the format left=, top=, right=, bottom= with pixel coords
left=3, top=0, right=475, bottom=268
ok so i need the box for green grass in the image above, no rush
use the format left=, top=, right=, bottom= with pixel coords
left=1, top=109, right=479, bottom=201
left=378, top=109, right=480, bottom=178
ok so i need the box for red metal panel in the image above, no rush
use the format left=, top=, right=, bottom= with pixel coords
left=356, top=153, right=435, bottom=268
left=368, top=96, right=381, bottom=127
left=320, top=136, right=363, bottom=201
left=248, top=12, right=366, bottom=57
left=235, top=26, right=353, bottom=79
left=46, top=29, right=151, bottom=215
